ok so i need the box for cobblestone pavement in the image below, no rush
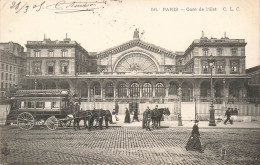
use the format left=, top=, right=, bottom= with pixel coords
left=0, top=125, right=260, bottom=164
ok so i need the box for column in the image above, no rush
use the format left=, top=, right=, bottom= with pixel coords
left=113, top=85, right=116, bottom=101
left=87, top=86, right=90, bottom=102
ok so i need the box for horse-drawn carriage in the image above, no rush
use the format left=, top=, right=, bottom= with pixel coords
left=5, top=89, right=113, bottom=131
left=5, top=89, right=76, bottom=130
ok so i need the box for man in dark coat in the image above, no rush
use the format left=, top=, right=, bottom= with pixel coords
left=132, top=107, right=139, bottom=122
left=115, top=102, right=119, bottom=115
left=224, top=108, right=232, bottom=124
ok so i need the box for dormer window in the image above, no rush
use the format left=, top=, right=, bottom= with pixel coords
left=62, top=50, right=68, bottom=57
left=203, top=48, right=209, bottom=56
left=34, top=50, right=41, bottom=57
left=48, top=50, right=54, bottom=57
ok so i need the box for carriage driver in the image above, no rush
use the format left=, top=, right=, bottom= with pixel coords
left=146, top=106, right=152, bottom=131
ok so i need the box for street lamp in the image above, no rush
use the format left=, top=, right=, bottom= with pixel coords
left=208, top=54, right=216, bottom=126
left=177, top=87, right=183, bottom=126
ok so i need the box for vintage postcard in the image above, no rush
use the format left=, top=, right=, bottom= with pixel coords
left=0, top=0, right=260, bottom=164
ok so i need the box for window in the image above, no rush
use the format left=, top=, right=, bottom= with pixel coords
left=13, top=75, right=15, bottom=81
left=155, top=83, right=165, bottom=97
left=45, top=102, right=52, bottom=109
left=27, top=101, right=35, bottom=108
left=35, top=50, right=40, bottom=57
left=203, top=64, right=209, bottom=72
left=14, top=67, right=16, bottom=72
left=48, top=66, right=54, bottom=74
left=1, top=72, right=3, bottom=80
left=61, top=66, right=68, bottom=73
left=217, top=65, right=223, bottom=72
left=48, top=50, right=54, bottom=57
left=169, top=82, right=178, bottom=95
left=36, top=102, right=44, bottom=108
left=5, top=73, right=8, bottom=80
left=33, top=62, right=41, bottom=74
left=231, top=62, right=238, bottom=73
left=62, top=50, right=68, bottom=57
left=5, top=83, right=7, bottom=88
left=1, top=82, right=3, bottom=88
left=10, top=66, right=12, bottom=72
left=105, top=82, right=114, bottom=97
left=6, top=65, right=8, bottom=71
left=142, top=83, right=153, bottom=97
left=203, top=48, right=209, bottom=56
left=52, top=102, right=60, bottom=108
left=20, top=101, right=26, bottom=109
left=118, top=82, right=127, bottom=97
left=217, top=48, right=223, bottom=56
left=1, top=64, right=4, bottom=70
left=9, top=74, right=12, bottom=81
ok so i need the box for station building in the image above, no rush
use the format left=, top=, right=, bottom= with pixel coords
left=23, top=30, right=259, bottom=119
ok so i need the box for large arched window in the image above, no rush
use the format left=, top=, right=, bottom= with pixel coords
left=130, top=82, right=140, bottom=97
left=200, top=81, right=210, bottom=97
left=45, top=81, right=56, bottom=89
left=92, top=82, right=101, bottom=95
left=58, top=81, right=70, bottom=89
left=169, top=82, right=178, bottom=95
left=229, top=81, right=240, bottom=98
left=118, top=82, right=127, bottom=97
left=80, top=82, right=88, bottom=98
left=182, top=81, right=193, bottom=102
left=155, top=83, right=165, bottom=97
left=142, top=83, right=152, bottom=97
left=105, top=82, right=114, bottom=97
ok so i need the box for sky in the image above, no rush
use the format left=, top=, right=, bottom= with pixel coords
left=0, top=0, right=259, bottom=68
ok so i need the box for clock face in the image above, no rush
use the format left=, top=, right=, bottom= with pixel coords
left=114, top=53, right=158, bottom=72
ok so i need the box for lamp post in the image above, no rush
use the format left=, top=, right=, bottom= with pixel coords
left=209, top=54, right=216, bottom=126
left=177, top=87, right=183, bottom=126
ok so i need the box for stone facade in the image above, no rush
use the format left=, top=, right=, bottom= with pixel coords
left=0, top=42, right=26, bottom=102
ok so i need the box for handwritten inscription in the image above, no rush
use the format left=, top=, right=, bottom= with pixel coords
left=9, top=0, right=116, bottom=14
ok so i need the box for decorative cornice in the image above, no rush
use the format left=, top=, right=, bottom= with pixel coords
left=97, top=39, right=176, bottom=59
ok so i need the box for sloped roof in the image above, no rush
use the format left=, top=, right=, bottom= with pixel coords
left=96, top=39, right=177, bottom=59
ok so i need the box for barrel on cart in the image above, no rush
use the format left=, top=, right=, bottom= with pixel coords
left=5, top=89, right=78, bottom=130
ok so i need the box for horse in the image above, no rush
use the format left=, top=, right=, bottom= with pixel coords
left=73, top=110, right=94, bottom=131
left=88, top=109, right=112, bottom=130
left=151, top=108, right=171, bottom=129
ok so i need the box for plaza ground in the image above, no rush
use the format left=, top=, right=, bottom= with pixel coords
left=0, top=121, right=260, bottom=164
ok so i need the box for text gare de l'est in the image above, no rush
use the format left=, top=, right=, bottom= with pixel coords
left=151, top=7, right=240, bottom=12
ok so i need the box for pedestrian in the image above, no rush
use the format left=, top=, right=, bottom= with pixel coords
left=132, top=107, right=139, bottom=122
left=124, top=107, right=131, bottom=123
left=112, top=109, right=118, bottom=123
left=234, top=108, right=238, bottom=116
left=224, top=108, right=232, bottom=125
left=185, top=120, right=204, bottom=153
left=230, top=108, right=234, bottom=115
left=115, top=102, right=119, bottom=115
left=145, top=106, right=152, bottom=131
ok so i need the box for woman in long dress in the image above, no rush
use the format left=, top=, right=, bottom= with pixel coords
left=124, top=107, right=131, bottom=123
left=185, top=120, right=204, bottom=153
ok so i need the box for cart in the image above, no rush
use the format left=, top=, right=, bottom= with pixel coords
left=6, top=89, right=78, bottom=130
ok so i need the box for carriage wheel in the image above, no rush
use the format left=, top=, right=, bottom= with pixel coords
left=46, top=116, right=59, bottom=130
left=17, top=112, right=35, bottom=130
